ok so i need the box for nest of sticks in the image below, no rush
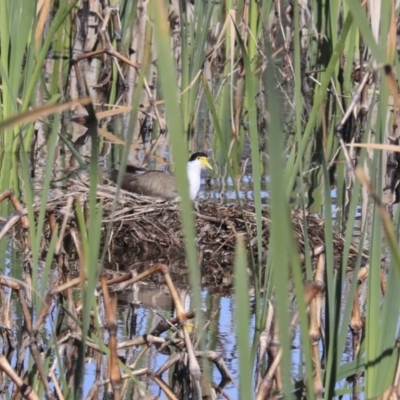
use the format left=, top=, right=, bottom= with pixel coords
left=5, top=179, right=370, bottom=289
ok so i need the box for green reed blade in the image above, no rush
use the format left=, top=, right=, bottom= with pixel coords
left=151, top=0, right=203, bottom=338
left=234, top=234, right=252, bottom=398
left=263, top=54, right=297, bottom=397
left=22, top=2, right=76, bottom=112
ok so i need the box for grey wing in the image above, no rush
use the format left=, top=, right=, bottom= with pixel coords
left=123, top=171, right=178, bottom=199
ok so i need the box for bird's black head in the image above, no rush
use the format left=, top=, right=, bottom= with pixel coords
left=189, top=152, right=208, bottom=162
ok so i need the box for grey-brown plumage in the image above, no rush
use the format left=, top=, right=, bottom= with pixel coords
left=111, top=152, right=212, bottom=200
left=111, top=168, right=178, bottom=199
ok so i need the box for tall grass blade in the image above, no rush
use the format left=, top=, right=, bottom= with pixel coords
left=234, top=234, right=252, bottom=398
left=151, top=0, right=203, bottom=337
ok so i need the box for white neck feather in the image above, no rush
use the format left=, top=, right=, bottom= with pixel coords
left=186, top=160, right=202, bottom=200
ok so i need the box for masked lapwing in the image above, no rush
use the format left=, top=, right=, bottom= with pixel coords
left=111, top=152, right=212, bottom=200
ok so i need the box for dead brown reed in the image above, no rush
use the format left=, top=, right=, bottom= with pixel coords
left=0, top=354, right=40, bottom=400
left=256, top=273, right=325, bottom=399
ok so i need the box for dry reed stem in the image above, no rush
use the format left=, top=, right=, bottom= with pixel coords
left=109, top=271, right=139, bottom=292
left=357, top=265, right=369, bottom=282
left=100, top=270, right=122, bottom=397
left=298, top=244, right=325, bottom=263
left=6, top=191, right=29, bottom=229
left=55, top=196, right=74, bottom=255
left=155, top=352, right=182, bottom=376
left=257, top=280, right=325, bottom=399
left=16, top=289, right=32, bottom=333
left=151, top=375, right=179, bottom=400
left=211, top=381, right=233, bottom=400
left=256, top=347, right=282, bottom=400
left=256, top=301, right=274, bottom=392
left=127, top=346, right=149, bottom=371
left=268, top=315, right=282, bottom=393
left=84, top=381, right=102, bottom=400
left=70, top=227, right=84, bottom=269
left=350, top=283, right=363, bottom=356
left=54, top=276, right=82, bottom=293
left=337, top=71, right=371, bottom=136
left=161, top=264, right=202, bottom=393
left=86, top=368, right=152, bottom=400
left=150, top=311, right=195, bottom=336
left=350, top=313, right=362, bottom=397
left=15, top=333, right=30, bottom=375
left=195, top=350, right=236, bottom=384
left=0, top=190, right=18, bottom=213
left=0, top=213, right=27, bottom=242
left=309, top=254, right=325, bottom=397
left=314, top=253, right=325, bottom=282
left=48, top=207, right=65, bottom=271
left=54, top=272, right=83, bottom=334
left=34, top=292, right=55, bottom=332
left=49, top=368, right=63, bottom=400
left=30, top=338, right=53, bottom=397
left=68, top=332, right=167, bottom=352
left=49, top=342, right=67, bottom=377
left=382, top=386, right=395, bottom=400
left=0, top=200, right=55, bottom=241
left=0, top=354, right=39, bottom=400
left=0, top=276, right=20, bottom=290
left=0, top=285, right=13, bottom=350
left=104, top=271, right=135, bottom=286
left=47, top=209, right=57, bottom=236
left=303, top=281, right=325, bottom=306
left=385, top=65, right=400, bottom=110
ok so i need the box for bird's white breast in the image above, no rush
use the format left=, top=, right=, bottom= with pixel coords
left=187, top=160, right=202, bottom=200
